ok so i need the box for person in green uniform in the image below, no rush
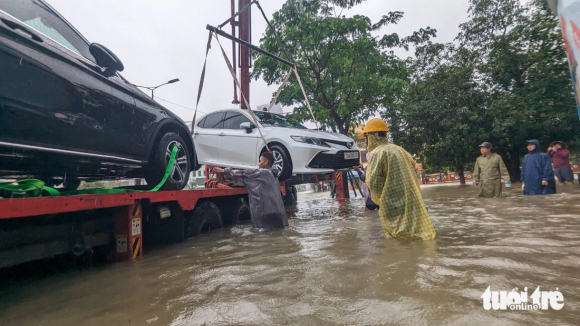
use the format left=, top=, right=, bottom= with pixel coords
left=473, top=142, right=510, bottom=198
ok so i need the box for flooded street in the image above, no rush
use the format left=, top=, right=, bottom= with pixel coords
left=1, top=184, right=580, bottom=325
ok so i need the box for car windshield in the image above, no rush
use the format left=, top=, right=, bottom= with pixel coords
left=0, top=0, right=91, bottom=59
left=253, top=111, right=307, bottom=129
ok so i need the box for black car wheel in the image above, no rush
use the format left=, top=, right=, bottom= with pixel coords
left=145, top=132, right=191, bottom=190
left=269, top=145, right=292, bottom=181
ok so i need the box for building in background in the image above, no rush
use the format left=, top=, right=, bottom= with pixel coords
left=189, top=165, right=206, bottom=189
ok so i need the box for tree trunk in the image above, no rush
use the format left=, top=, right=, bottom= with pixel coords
left=502, top=151, right=520, bottom=182
left=456, top=164, right=465, bottom=185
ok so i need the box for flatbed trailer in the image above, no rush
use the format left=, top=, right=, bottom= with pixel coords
left=0, top=185, right=288, bottom=269
left=0, top=167, right=354, bottom=270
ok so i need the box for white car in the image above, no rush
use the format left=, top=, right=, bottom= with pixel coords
left=192, top=109, right=359, bottom=180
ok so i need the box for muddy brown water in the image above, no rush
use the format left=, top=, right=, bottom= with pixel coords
left=1, top=184, right=580, bottom=325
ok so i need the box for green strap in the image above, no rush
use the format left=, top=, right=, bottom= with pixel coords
left=0, top=146, right=179, bottom=198
left=149, top=145, right=178, bottom=192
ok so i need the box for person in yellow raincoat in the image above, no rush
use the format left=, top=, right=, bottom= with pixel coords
left=362, top=118, right=436, bottom=240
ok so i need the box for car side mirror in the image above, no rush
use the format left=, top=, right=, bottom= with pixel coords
left=239, top=122, right=255, bottom=133
left=89, top=43, right=124, bottom=77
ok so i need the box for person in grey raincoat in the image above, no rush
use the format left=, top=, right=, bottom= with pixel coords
left=213, top=152, right=288, bottom=229
left=473, top=142, right=510, bottom=198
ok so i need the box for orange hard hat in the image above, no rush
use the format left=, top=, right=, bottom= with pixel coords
left=359, top=118, right=389, bottom=138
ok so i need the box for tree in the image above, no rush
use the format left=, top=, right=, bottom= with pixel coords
left=386, top=43, right=490, bottom=184
left=252, top=0, right=436, bottom=135
left=458, top=0, right=580, bottom=180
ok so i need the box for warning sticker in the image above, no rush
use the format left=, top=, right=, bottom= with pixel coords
left=132, top=218, right=141, bottom=236
left=117, top=235, right=127, bottom=253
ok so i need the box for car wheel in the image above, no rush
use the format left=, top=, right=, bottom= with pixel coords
left=268, top=145, right=292, bottom=181
left=145, top=132, right=191, bottom=190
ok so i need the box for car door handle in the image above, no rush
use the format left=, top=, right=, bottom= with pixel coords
left=0, top=18, right=43, bottom=42
left=219, top=132, right=226, bottom=136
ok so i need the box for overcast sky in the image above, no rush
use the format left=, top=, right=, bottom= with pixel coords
left=47, top=0, right=469, bottom=123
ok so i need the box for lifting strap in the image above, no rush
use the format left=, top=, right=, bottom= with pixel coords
left=292, top=66, right=320, bottom=129
left=266, top=66, right=293, bottom=112
left=191, top=31, right=214, bottom=134
left=214, top=32, right=270, bottom=152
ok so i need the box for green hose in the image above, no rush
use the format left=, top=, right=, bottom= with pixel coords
left=0, top=146, right=178, bottom=198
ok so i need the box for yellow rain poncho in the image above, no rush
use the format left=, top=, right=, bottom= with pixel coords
left=366, top=134, right=436, bottom=240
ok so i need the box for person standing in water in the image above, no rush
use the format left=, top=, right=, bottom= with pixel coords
left=547, top=141, right=574, bottom=186
left=362, top=118, right=436, bottom=240
left=472, top=142, right=511, bottom=198
left=213, top=152, right=288, bottom=229
left=521, top=139, right=556, bottom=195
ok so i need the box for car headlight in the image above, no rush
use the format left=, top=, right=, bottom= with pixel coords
left=291, top=136, right=330, bottom=147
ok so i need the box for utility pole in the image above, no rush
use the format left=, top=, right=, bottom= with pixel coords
left=238, top=0, right=251, bottom=110
left=230, top=0, right=239, bottom=105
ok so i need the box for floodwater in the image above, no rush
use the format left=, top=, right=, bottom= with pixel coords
left=1, top=184, right=580, bottom=325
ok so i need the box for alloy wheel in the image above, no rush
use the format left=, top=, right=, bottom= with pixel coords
left=272, top=150, right=284, bottom=175
left=165, top=140, right=188, bottom=184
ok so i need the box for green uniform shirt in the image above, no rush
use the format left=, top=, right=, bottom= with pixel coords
left=473, top=153, right=510, bottom=198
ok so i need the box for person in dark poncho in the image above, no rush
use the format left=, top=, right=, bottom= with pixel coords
left=213, top=152, right=288, bottom=229
left=521, top=139, right=556, bottom=196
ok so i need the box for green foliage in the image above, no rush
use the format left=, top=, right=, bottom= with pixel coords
left=458, top=0, right=580, bottom=179
left=185, top=177, right=198, bottom=190
left=252, top=0, right=435, bottom=135
left=386, top=43, right=489, bottom=183
left=387, top=0, right=580, bottom=182
left=78, top=180, right=122, bottom=190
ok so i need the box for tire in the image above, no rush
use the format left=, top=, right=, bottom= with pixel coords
left=284, top=185, right=296, bottom=205
left=145, top=132, right=191, bottom=190
left=222, top=197, right=251, bottom=225
left=268, top=145, right=292, bottom=181
left=185, top=201, right=223, bottom=239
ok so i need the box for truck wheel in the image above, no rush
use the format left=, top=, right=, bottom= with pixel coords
left=185, top=201, right=223, bottom=238
left=145, top=132, right=191, bottom=190
left=284, top=185, right=297, bottom=205
left=223, top=197, right=251, bottom=225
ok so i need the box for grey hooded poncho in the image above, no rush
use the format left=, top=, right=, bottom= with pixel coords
left=224, top=167, right=288, bottom=229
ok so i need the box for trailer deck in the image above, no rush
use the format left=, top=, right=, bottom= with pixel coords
left=0, top=167, right=355, bottom=270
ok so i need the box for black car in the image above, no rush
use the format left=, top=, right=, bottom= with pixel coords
left=0, top=0, right=198, bottom=190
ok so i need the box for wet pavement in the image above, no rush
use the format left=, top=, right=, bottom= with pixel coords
left=1, top=184, right=580, bottom=325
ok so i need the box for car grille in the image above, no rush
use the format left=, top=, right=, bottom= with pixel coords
left=308, top=151, right=359, bottom=169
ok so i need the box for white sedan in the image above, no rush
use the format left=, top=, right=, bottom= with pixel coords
left=192, top=109, right=359, bottom=180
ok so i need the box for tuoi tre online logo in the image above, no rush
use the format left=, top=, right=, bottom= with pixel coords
left=481, top=286, right=564, bottom=311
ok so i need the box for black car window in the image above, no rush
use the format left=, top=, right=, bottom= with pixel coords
left=0, top=0, right=94, bottom=61
left=253, top=111, right=307, bottom=129
left=223, top=111, right=251, bottom=129
left=197, top=117, right=207, bottom=128
left=203, top=112, right=225, bottom=129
